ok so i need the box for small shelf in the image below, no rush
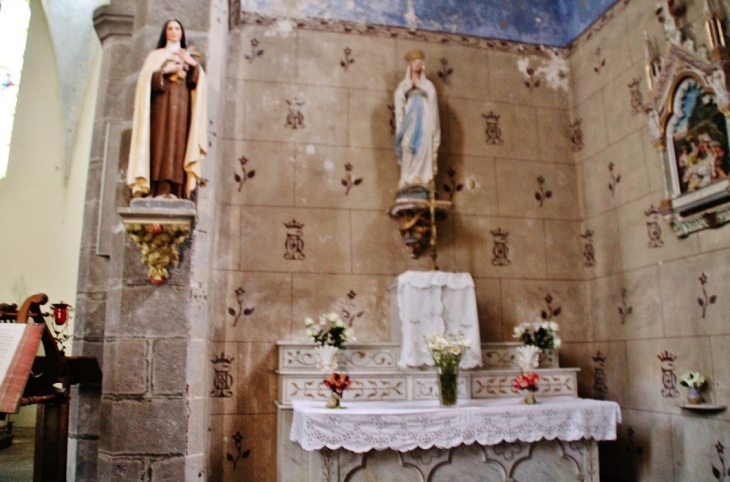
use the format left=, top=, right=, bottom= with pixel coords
left=678, top=403, right=726, bottom=412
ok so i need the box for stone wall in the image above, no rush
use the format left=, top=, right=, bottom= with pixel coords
left=69, top=0, right=217, bottom=480
left=566, top=0, right=730, bottom=480
left=208, top=19, right=585, bottom=481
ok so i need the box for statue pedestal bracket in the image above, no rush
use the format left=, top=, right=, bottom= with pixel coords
left=117, top=199, right=196, bottom=285
left=388, top=187, right=451, bottom=262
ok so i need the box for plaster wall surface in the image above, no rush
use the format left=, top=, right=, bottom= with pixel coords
left=567, top=0, right=730, bottom=480
left=209, top=19, right=585, bottom=481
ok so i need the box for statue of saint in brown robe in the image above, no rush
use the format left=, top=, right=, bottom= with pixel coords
left=149, top=63, right=200, bottom=198
left=127, top=19, right=207, bottom=200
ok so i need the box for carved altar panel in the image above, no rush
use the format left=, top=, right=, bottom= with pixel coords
left=470, top=370, right=578, bottom=398
left=280, top=375, right=409, bottom=405
left=277, top=343, right=576, bottom=405
left=279, top=345, right=399, bottom=371
left=278, top=342, right=558, bottom=373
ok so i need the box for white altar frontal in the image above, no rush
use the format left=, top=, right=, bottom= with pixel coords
left=276, top=342, right=621, bottom=482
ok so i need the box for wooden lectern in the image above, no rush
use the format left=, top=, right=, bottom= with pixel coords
left=0, top=294, right=102, bottom=482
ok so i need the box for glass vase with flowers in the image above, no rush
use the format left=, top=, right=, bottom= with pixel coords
left=425, top=332, right=471, bottom=406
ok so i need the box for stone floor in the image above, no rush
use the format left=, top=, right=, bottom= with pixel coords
left=0, top=427, right=35, bottom=481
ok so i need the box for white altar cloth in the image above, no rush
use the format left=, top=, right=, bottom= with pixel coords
left=290, top=396, right=621, bottom=453
left=396, top=271, right=481, bottom=369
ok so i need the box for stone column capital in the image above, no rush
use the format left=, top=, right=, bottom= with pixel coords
left=93, top=2, right=134, bottom=43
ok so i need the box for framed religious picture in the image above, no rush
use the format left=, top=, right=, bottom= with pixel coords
left=645, top=29, right=730, bottom=236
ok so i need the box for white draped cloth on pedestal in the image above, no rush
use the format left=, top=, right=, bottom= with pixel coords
left=396, top=271, right=481, bottom=368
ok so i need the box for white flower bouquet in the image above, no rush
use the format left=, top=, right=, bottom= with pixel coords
left=425, top=331, right=471, bottom=368
left=305, top=312, right=356, bottom=348
left=512, top=318, right=561, bottom=350
left=679, top=371, right=707, bottom=389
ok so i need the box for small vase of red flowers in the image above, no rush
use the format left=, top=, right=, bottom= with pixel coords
left=323, top=372, right=352, bottom=409
left=513, top=372, right=540, bottom=404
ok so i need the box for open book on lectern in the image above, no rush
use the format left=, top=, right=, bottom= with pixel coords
left=0, top=323, right=43, bottom=413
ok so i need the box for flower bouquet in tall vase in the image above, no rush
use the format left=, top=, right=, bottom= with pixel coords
left=425, top=332, right=471, bottom=407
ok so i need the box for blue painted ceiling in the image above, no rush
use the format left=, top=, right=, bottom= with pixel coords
left=243, top=0, right=619, bottom=47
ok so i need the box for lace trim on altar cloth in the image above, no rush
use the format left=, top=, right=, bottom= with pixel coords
left=290, top=397, right=622, bottom=453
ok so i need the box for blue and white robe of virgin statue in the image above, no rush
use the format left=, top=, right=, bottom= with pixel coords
left=394, top=68, right=441, bottom=189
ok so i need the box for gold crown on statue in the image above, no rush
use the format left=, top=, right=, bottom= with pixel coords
left=404, top=49, right=425, bottom=62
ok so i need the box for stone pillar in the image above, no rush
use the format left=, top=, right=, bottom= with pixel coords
left=67, top=2, right=134, bottom=480
left=69, top=0, right=215, bottom=480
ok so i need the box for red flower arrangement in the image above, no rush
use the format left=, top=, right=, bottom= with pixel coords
left=323, top=372, right=352, bottom=409
left=324, top=372, right=352, bottom=397
left=513, top=372, right=540, bottom=392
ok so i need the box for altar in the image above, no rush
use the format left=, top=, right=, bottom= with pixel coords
left=276, top=342, right=621, bottom=481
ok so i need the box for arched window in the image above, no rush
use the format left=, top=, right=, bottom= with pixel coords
left=0, top=0, right=31, bottom=180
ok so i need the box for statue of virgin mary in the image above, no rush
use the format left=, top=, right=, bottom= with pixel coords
left=394, top=49, right=441, bottom=189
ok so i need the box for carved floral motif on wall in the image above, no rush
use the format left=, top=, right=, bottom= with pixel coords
left=593, top=47, right=606, bottom=73
left=535, top=176, right=552, bottom=207
left=340, top=47, right=355, bottom=71
left=337, top=290, right=365, bottom=326
left=443, top=167, right=464, bottom=201
left=713, top=441, right=730, bottom=481
left=618, top=288, right=632, bottom=324
left=244, top=38, right=264, bottom=63
left=234, top=155, right=255, bottom=192
left=569, top=119, right=584, bottom=152
left=624, top=427, right=644, bottom=472
left=698, top=272, right=717, bottom=319
left=438, top=57, right=454, bottom=84
left=540, top=293, right=562, bottom=320
left=607, top=162, right=621, bottom=196
left=516, top=54, right=569, bottom=92
left=341, top=163, right=363, bottom=195
left=227, top=430, right=251, bottom=471
left=229, top=287, right=255, bottom=327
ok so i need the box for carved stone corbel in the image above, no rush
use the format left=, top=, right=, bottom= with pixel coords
left=117, top=199, right=195, bottom=285
left=388, top=186, right=451, bottom=262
